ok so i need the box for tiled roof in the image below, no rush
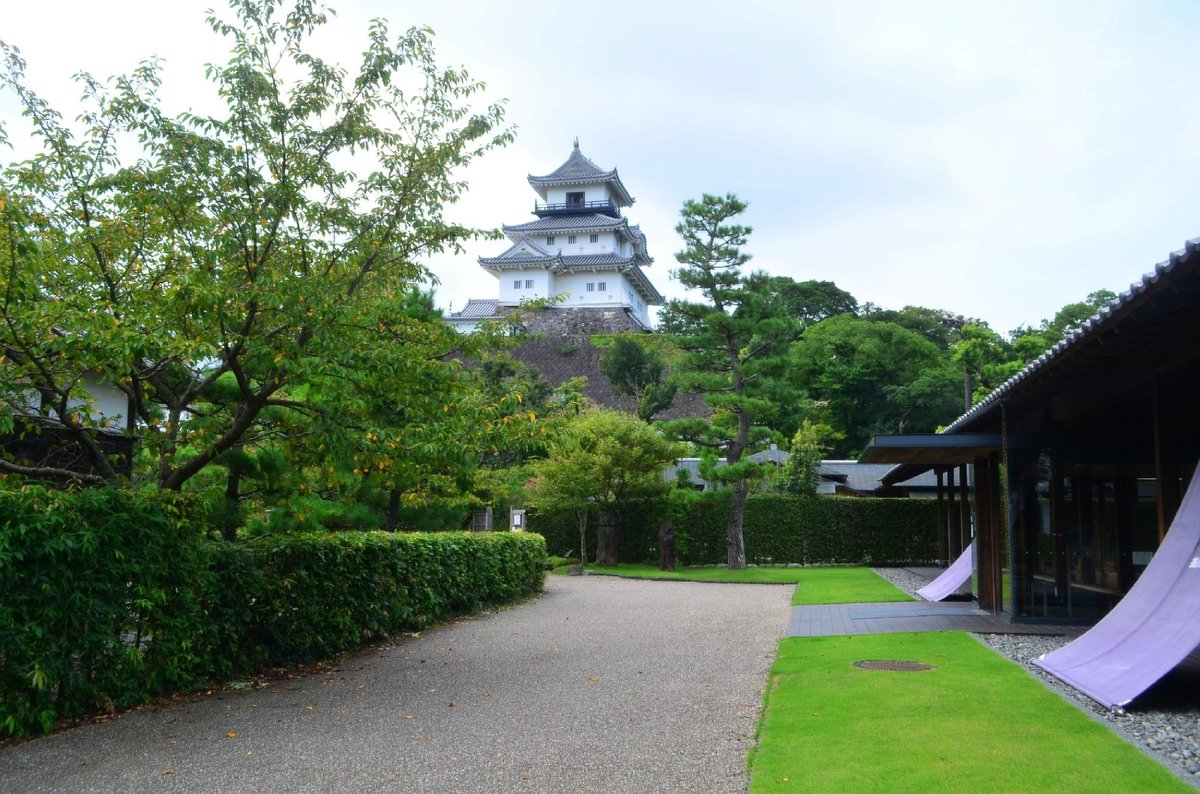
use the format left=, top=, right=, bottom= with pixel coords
left=526, top=142, right=634, bottom=206
left=447, top=298, right=511, bottom=321
left=944, top=236, right=1200, bottom=434
left=503, top=215, right=627, bottom=236
left=478, top=235, right=559, bottom=267
left=560, top=253, right=636, bottom=268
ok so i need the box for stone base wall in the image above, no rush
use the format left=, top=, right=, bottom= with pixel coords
left=520, top=307, right=645, bottom=337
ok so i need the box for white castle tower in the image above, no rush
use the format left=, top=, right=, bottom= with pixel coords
left=447, top=141, right=663, bottom=333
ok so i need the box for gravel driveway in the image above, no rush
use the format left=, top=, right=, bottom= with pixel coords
left=0, top=575, right=792, bottom=793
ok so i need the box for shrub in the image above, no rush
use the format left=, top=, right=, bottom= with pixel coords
left=531, top=493, right=936, bottom=566
left=0, top=486, right=211, bottom=737
left=0, top=485, right=546, bottom=737
left=244, top=531, right=545, bottom=665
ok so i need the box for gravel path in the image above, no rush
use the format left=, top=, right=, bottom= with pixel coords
left=0, top=575, right=792, bottom=794
left=873, top=566, right=1200, bottom=787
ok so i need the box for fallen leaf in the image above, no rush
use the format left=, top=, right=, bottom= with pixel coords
left=162, top=770, right=175, bottom=776
left=418, top=737, right=429, bottom=745
left=448, top=702, right=456, bottom=708
left=587, top=675, right=598, bottom=683
left=405, top=715, right=413, bottom=720
left=225, top=731, right=236, bottom=739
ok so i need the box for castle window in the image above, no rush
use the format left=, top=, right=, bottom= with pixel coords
left=586, top=282, right=595, bottom=292
left=598, top=281, right=607, bottom=291
left=546, top=236, right=555, bottom=246
left=567, top=191, right=585, bottom=206
left=589, top=234, right=598, bottom=243
left=513, top=279, right=521, bottom=289
left=525, top=279, right=534, bottom=289
left=568, top=235, right=576, bottom=244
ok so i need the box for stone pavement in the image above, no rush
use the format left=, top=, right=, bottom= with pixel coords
left=789, top=600, right=1083, bottom=638
left=0, top=576, right=792, bottom=794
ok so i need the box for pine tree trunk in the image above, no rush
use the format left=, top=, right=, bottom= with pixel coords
left=727, top=479, right=748, bottom=569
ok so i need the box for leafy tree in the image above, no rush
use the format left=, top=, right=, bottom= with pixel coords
left=862, top=304, right=962, bottom=351
left=662, top=193, right=799, bottom=569
left=775, top=421, right=825, bottom=497
left=526, top=409, right=680, bottom=566
left=1039, top=289, right=1117, bottom=344
left=744, top=272, right=858, bottom=328
left=790, top=314, right=959, bottom=455
left=599, top=335, right=677, bottom=421
left=0, top=0, right=516, bottom=494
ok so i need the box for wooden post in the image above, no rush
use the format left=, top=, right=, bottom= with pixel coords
left=1153, top=384, right=1181, bottom=543
left=935, top=469, right=948, bottom=565
left=950, top=470, right=960, bottom=563
left=958, top=463, right=971, bottom=555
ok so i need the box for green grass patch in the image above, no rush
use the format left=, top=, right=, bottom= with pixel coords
left=750, top=633, right=1188, bottom=793
left=580, top=563, right=812, bottom=584
left=577, top=564, right=913, bottom=605
left=788, top=567, right=913, bottom=605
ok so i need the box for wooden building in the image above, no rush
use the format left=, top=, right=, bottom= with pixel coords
left=862, top=238, right=1200, bottom=621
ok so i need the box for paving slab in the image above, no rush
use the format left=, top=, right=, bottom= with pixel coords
left=789, top=600, right=1083, bottom=638
left=0, top=575, right=792, bottom=794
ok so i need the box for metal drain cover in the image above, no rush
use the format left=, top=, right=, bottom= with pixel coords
left=853, top=660, right=934, bottom=672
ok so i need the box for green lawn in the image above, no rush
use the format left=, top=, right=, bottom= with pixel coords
left=575, top=563, right=814, bottom=585
left=573, top=563, right=913, bottom=605
left=750, top=632, right=1188, bottom=793
left=787, top=567, right=912, bottom=606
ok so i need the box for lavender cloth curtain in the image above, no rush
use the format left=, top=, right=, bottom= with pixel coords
left=1034, top=465, right=1200, bottom=709
left=917, top=544, right=973, bottom=602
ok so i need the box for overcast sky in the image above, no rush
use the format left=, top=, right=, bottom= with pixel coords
left=4, top=1, right=1199, bottom=334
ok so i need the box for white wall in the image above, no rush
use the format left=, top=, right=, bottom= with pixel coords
left=59, top=372, right=130, bottom=430
left=531, top=230, right=618, bottom=257
left=498, top=269, right=553, bottom=303
left=553, top=271, right=652, bottom=327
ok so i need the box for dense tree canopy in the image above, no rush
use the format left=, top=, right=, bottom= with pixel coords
left=598, top=335, right=677, bottom=421
left=0, top=0, right=524, bottom=514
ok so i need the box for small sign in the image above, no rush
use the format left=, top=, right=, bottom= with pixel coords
left=509, top=508, right=526, bottom=532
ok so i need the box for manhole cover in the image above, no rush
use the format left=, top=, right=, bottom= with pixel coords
left=853, top=660, right=935, bottom=672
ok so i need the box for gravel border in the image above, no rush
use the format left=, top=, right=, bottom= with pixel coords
left=0, top=576, right=792, bottom=793
left=872, top=566, right=1200, bottom=786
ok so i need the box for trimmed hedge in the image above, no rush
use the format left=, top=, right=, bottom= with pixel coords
left=0, top=486, right=546, bottom=737
left=532, top=493, right=937, bottom=566
left=243, top=530, right=547, bottom=665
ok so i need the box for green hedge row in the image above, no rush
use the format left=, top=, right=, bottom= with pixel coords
left=532, top=493, right=937, bottom=565
left=0, top=486, right=546, bottom=737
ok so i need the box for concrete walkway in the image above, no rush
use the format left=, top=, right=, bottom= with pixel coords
left=789, top=601, right=1083, bottom=637
left=0, top=576, right=792, bottom=794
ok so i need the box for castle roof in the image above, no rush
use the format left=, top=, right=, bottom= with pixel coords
left=527, top=142, right=634, bottom=207
left=478, top=239, right=663, bottom=304
left=502, top=217, right=653, bottom=264
left=446, top=298, right=512, bottom=323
